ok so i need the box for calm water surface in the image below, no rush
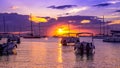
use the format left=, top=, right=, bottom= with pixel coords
left=0, top=37, right=120, bottom=68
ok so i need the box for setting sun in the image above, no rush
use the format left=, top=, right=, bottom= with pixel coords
left=47, top=23, right=80, bottom=36
left=57, top=28, right=64, bottom=34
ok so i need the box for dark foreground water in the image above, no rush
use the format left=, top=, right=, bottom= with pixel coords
left=0, top=37, right=120, bottom=68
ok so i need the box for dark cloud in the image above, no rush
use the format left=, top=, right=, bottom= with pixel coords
left=115, top=10, right=120, bottom=12
left=65, top=13, right=70, bottom=15
left=47, top=5, right=77, bottom=9
left=93, top=3, right=112, bottom=7
left=57, top=13, right=70, bottom=17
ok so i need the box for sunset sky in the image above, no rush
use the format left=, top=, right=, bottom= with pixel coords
left=0, top=0, right=120, bottom=21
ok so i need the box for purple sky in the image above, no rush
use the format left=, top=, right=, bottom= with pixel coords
left=0, top=0, right=120, bottom=21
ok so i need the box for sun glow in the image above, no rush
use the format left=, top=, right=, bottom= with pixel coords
left=58, top=28, right=64, bottom=34
left=48, top=23, right=79, bottom=36
left=57, top=27, right=69, bottom=36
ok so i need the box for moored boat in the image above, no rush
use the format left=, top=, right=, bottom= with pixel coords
left=0, top=42, right=17, bottom=55
left=103, top=30, right=120, bottom=43
left=74, top=32, right=95, bottom=55
left=61, top=37, right=79, bottom=46
left=0, top=33, right=18, bottom=55
left=61, top=33, right=79, bottom=46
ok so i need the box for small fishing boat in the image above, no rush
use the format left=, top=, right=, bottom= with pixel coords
left=61, top=33, right=79, bottom=46
left=74, top=32, right=95, bottom=55
left=0, top=33, right=21, bottom=44
left=0, top=42, right=17, bottom=55
left=61, top=37, right=79, bottom=46
left=0, top=33, right=18, bottom=55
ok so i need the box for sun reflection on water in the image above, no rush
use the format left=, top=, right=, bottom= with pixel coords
left=58, top=43, right=62, bottom=63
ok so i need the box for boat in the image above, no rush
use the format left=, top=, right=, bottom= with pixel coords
left=0, top=33, right=18, bottom=55
left=0, top=33, right=21, bottom=44
left=61, top=37, right=79, bottom=46
left=0, top=38, right=17, bottom=55
left=61, top=33, right=79, bottom=46
left=23, top=36, right=42, bottom=38
left=103, top=30, right=120, bottom=42
left=74, top=32, right=95, bottom=55
left=0, top=42, right=17, bottom=55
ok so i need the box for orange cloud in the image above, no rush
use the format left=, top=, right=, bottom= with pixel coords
left=108, top=20, right=120, bottom=25
left=81, top=20, right=90, bottom=24
left=98, top=15, right=119, bottom=19
left=29, top=15, right=48, bottom=23
left=11, top=6, right=19, bottom=10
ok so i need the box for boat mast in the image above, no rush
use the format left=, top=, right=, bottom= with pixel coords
left=39, top=23, right=41, bottom=37
left=99, top=18, right=102, bottom=35
left=68, top=21, right=70, bottom=37
left=3, top=16, right=6, bottom=33
left=103, top=15, right=105, bottom=35
left=106, top=21, right=109, bottom=36
left=30, top=13, right=33, bottom=36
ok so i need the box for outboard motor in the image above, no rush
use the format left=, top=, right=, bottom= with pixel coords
left=86, top=43, right=91, bottom=54
left=86, top=43, right=95, bottom=55
left=79, top=43, right=84, bottom=55
left=62, top=39, right=67, bottom=46
left=16, top=37, right=20, bottom=44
